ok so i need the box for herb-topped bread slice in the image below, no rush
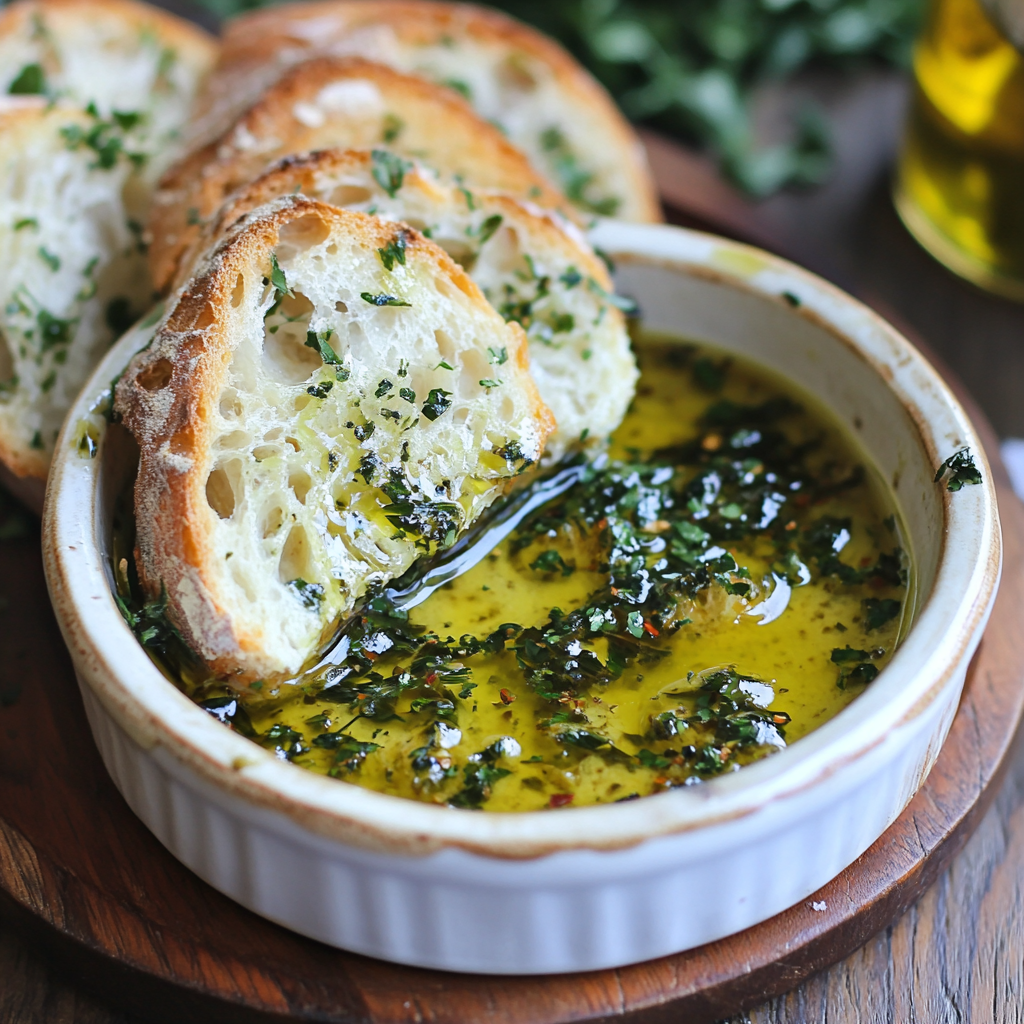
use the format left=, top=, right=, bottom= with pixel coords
left=0, top=101, right=154, bottom=480
left=148, top=55, right=569, bottom=295
left=0, top=0, right=215, bottom=494
left=0, top=0, right=217, bottom=189
left=185, top=148, right=638, bottom=461
left=203, top=0, right=660, bottom=223
left=115, top=197, right=554, bottom=684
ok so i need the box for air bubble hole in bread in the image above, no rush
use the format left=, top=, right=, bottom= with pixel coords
left=189, top=148, right=639, bottom=462
left=116, top=197, right=554, bottom=683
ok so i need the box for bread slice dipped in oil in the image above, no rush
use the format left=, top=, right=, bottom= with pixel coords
left=200, top=0, right=660, bottom=223
left=182, top=148, right=638, bottom=462
left=115, top=196, right=554, bottom=685
left=148, top=55, right=569, bottom=295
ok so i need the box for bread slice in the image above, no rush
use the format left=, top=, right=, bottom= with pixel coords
left=148, top=56, right=569, bottom=295
left=0, top=0, right=217, bottom=189
left=0, top=100, right=153, bottom=479
left=202, top=1, right=660, bottom=223
left=115, top=196, right=554, bottom=683
left=187, top=148, right=638, bottom=461
left=0, top=0, right=216, bottom=488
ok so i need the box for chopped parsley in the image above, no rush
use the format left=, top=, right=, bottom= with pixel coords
left=307, top=380, right=333, bottom=399
left=269, top=251, right=292, bottom=299
left=831, top=646, right=880, bottom=689
left=289, top=578, right=325, bottom=610
left=421, top=387, right=453, bottom=420
left=476, top=213, right=503, bottom=245
left=442, top=78, right=473, bottom=100
left=381, top=113, right=404, bottom=143
left=370, top=149, right=411, bottom=197
left=529, top=550, right=574, bottom=577
left=539, top=126, right=620, bottom=217
left=8, top=63, right=45, bottom=95
left=60, top=109, right=146, bottom=171
left=385, top=500, right=462, bottom=548
left=37, top=247, right=59, bottom=272
left=37, top=309, right=75, bottom=351
left=361, top=292, right=411, bottom=307
left=305, top=329, right=341, bottom=365
left=863, top=598, right=900, bottom=631
left=377, top=232, right=407, bottom=271
left=314, top=732, right=381, bottom=774
left=934, top=448, right=982, bottom=492
left=449, top=740, right=514, bottom=808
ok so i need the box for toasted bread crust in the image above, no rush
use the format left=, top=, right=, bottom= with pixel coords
left=118, top=196, right=553, bottom=681
left=149, top=55, right=569, bottom=295
left=209, top=0, right=660, bottom=222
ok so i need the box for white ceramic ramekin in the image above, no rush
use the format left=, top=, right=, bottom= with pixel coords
left=42, top=222, right=1001, bottom=975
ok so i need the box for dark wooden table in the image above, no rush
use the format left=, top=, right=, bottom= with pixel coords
left=4, top=70, right=1024, bottom=1024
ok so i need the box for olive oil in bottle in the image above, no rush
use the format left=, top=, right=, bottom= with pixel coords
left=895, top=0, right=1024, bottom=300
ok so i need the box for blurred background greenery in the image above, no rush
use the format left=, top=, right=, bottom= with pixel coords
left=190, top=0, right=925, bottom=196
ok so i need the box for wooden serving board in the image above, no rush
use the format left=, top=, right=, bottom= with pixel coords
left=2, top=145, right=1023, bottom=1024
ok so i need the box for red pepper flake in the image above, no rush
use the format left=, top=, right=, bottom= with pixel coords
left=425, top=672, right=438, bottom=686
left=701, top=434, right=722, bottom=451
left=596, top=518, right=608, bottom=530
left=365, top=651, right=377, bottom=661
left=784, top=520, right=797, bottom=531
left=773, top=714, right=788, bottom=725
left=643, top=621, right=660, bottom=637
left=610, top=586, right=619, bottom=596
left=499, top=688, right=516, bottom=705
left=548, top=793, right=574, bottom=809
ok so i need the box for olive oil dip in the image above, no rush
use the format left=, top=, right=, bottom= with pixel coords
left=114, top=331, right=911, bottom=812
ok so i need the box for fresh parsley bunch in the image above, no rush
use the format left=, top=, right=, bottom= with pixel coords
left=490, top=0, right=924, bottom=195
